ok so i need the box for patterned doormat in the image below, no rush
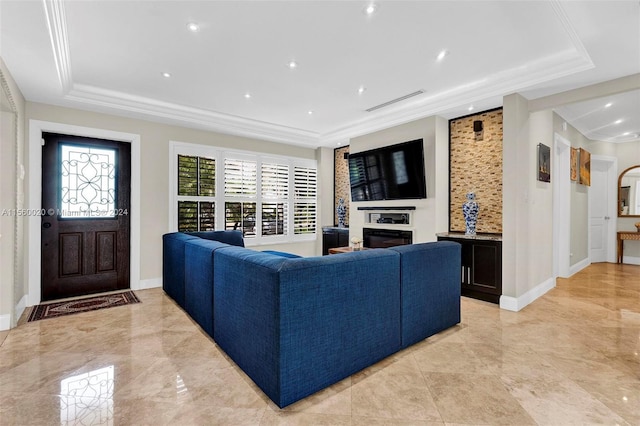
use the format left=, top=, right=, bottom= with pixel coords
left=27, top=291, right=140, bottom=322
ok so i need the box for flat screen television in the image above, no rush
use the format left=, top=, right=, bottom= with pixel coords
left=348, top=139, right=427, bottom=201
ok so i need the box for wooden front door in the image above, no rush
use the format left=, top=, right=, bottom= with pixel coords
left=41, top=133, right=131, bottom=301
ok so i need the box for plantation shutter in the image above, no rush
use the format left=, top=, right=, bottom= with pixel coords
left=224, top=158, right=257, bottom=197
left=293, top=166, right=317, bottom=234
left=177, top=155, right=216, bottom=232
left=261, top=163, right=289, bottom=199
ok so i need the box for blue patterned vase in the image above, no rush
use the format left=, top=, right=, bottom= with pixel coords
left=336, top=198, right=347, bottom=228
left=462, top=192, right=479, bottom=235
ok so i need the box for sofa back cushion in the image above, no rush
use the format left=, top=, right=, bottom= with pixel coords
left=188, top=230, right=245, bottom=247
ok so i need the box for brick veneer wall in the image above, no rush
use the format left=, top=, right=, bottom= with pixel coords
left=334, top=146, right=350, bottom=226
left=449, top=108, right=503, bottom=233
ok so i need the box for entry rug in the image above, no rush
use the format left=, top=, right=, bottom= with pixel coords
left=28, top=290, right=140, bottom=322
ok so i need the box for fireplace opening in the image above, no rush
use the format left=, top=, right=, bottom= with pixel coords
left=363, top=228, right=412, bottom=248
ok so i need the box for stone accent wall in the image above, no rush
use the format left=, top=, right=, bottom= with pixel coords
left=334, top=146, right=350, bottom=226
left=450, top=109, right=503, bottom=233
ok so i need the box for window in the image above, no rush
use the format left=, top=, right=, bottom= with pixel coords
left=293, top=166, right=317, bottom=234
left=176, top=154, right=216, bottom=232
left=170, top=142, right=317, bottom=244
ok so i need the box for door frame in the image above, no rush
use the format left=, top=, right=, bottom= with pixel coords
left=590, top=155, right=617, bottom=264
left=28, top=120, right=141, bottom=306
left=552, top=133, right=571, bottom=278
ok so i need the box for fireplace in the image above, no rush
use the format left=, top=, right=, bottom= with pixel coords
left=363, top=228, right=412, bottom=248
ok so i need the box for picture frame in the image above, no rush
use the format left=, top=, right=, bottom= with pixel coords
left=537, top=143, right=550, bottom=182
left=579, top=148, right=591, bottom=186
left=570, top=147, right=578, bottom=181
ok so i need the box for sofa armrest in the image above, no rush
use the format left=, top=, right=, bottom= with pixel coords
left=162, top=232, right=199, bottom=307
left=184, top=239, right=229, bottom=337
left=389, top=241, right=461, bottom=348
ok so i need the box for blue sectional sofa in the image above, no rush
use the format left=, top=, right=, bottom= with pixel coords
left=162, top=231, right=461, bottom=408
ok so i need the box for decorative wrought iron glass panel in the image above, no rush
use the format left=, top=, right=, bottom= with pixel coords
left=60, top=145, right=116, bottom=218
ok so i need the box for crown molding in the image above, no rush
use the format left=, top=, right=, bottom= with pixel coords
left=43, top=0, right=73, bottom=93
left=65, top=84, right=321, bottom=147
left=45, top=0, right=594, bottom=149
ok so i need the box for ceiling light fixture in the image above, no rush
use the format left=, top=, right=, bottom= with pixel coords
left=358, top=86, right=367, bottom=95
left=364, top=3, right=378, bottom=15
left=308, top=110, right=313, bottom=115
left=161, top=72, right=171, bottom=78
left=436, top=49, right=449, bottom=62
left=615, top=119, right=623, bottom=124
left=468, top=105, right=474, bottom=111
left=623, top=132, right=631, bottom=136
left=288, top=60, right=298, bottom=69
left=605, top=102, right=612, bottom=108
left=186, top=22, right=200, bottom=32
left=244, top=93, right=251, bottom=99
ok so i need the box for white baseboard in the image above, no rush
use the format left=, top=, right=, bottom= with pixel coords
left=134, top=277, right=162, bottom=290
left=0, top=314, right=10, bottom=331
left=500, top=277, right=556, bottom=312
left=15, top=295, right=27, bottom=324
left=569, top=257, right=590, bottom=276
left=622, top=256, right=640, bottom=266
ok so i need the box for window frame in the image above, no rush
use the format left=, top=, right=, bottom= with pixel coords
left=169, top=141, right=317, bottom=245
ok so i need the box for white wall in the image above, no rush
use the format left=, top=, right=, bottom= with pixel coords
left=553, top=114, right=590, bottom=266
left=528, top=110, right=554, bottom=292
left=347, top=116, right=449, bottom=243
left=25, top=102, right=320, bottom=296
left=0, top=58, right=26, bottom=329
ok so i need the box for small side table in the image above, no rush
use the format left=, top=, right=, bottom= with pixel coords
left=617, top=231, right=640, bottom=263
left=328, top=246, right=369, bottom=254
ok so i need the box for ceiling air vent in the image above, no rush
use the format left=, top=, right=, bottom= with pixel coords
left=365, top=90, right=425, bottom=112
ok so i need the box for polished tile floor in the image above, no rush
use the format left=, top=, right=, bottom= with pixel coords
left=1, top=262, right=638, bottom=425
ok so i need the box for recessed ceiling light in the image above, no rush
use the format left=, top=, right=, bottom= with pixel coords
left=358, top=86, right=367, bottom=95
left=308, top=110, right=313, bottom=115
left=244, top=93, right=251, bottom=99
left=288, top=60, right=298, bottom=69
left=436, top=49, right=449, bottom=62
left=623, top=132, right=631, bottom=136
left=615, top=119, right=623, bottom=124
left=605, top=102, right=612, bottom=108
left=364, top=3, right=378, bottom=15
left=187, top=22, right=200, bottom=32
left=468, top=105, right=474, bottom=111
left=161, top=72, right=171, bottom=78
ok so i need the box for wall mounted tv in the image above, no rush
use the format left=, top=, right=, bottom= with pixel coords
left=348, top=139, right=427, bottom=201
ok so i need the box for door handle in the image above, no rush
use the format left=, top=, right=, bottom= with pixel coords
left=42, top=222, right=51, bottom=229
left=604, top=216, right=610, bottom=220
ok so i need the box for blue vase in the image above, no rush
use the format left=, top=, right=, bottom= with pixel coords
left=462, top=192, right=479, bottom=235
left=336, top=198, right=347, bottom=227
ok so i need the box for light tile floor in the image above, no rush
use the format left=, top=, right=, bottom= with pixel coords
left=0, top=262, right=638, bottom=425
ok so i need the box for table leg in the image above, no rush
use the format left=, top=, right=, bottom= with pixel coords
left=617, top=237, right=623, bottom=264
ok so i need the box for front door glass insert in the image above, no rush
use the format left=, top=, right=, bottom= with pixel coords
left=60, top=144, right=116, bottom=218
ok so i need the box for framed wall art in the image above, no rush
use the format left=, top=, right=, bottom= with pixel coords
left=570, top=147, right=578, bottom=181
left=579, top=148, right=591, bottom=186
left=537, top=143, right=550, bottom=182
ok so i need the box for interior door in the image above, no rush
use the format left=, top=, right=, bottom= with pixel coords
left=590, top=160, right=611, bottom=263
left=41, top=133, right=131, bottom=301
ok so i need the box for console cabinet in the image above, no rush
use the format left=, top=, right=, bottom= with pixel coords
left=437, top=233, right=502, bottom=304
left=322, top=226, right=349, bottom=255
